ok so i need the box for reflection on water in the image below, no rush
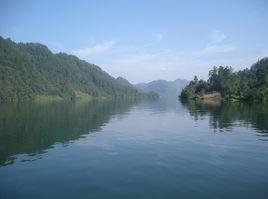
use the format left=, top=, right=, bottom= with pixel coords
left=0, top=98, right=268, bottom=199
left=182, top=100, right=268, bottom=137
left=0, top=99, right=137, bottom=166
left=1, top=99, right=268, bottom=166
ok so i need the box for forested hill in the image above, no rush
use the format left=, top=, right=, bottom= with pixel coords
left=0, top=37, right=158, bottom=101
left=180, top=57, right=268, bottom=102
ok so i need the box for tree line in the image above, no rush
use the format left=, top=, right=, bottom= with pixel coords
left=180, top=57, right=268, bottom=102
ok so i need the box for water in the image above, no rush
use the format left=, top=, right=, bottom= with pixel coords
left=0, top=99, right=268, bottom=198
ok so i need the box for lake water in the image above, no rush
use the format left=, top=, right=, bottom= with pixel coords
left=0, top=99, right=268, bottom=198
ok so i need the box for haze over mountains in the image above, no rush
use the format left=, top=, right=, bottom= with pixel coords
left=136, top=79, right=189, bottom=98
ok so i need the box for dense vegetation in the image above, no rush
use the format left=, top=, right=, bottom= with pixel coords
left=180, top=58, right=268, bottom=102
left=0, top=37, right=157, bottom=102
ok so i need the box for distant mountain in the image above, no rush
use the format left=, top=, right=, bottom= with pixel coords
left=135, top=79, right=189, bottom=98
left=0, top=37, right=157, bottom=101
left=116, top=76, right=134, bottom=87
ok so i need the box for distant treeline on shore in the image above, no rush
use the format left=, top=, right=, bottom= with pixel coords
left=180, top=57, right=268, bottom=103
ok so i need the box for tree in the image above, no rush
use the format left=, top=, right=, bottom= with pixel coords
left=180, top=58, right=268, bottom=102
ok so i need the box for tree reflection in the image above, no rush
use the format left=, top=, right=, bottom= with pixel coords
left=182, top=100, right=268, bottom=136
left=0, top=99, right=138, bottom=166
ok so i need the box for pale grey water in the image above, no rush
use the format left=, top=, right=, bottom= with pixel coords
left=0, top=99, right=268, bottom=198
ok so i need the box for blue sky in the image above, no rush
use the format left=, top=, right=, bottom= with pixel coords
left=1, top=0, right=268, bottom=83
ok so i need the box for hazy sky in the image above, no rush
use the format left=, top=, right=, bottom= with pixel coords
left=1, top=0, right=268, bottom=83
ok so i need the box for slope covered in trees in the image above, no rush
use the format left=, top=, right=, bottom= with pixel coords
left=180, top=58, right=268, bottom=102
left=0, top=37, right=158, bottom=101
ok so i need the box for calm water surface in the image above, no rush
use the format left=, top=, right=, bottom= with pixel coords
left=0, top=99, right=268, bottom=198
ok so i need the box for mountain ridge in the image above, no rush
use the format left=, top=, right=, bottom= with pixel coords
left=135, top=78, right=189, bottom=98
left=0, top=37, right=158, bottom=102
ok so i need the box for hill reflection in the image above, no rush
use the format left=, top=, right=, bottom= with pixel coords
left=0, top=99, right=138, bottom=166
left=182, top=100, right=268, bottom=137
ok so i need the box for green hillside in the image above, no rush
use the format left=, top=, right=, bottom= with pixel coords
left=180, top=58, right=268, bottom=102
left=0, top=37, right=157, bottom=102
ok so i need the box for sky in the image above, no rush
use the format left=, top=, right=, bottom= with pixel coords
left=0, top=0, right=268, bottom=83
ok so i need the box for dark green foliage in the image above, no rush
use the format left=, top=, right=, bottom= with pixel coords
left=0, top=37, right=157, bottom=101
left=180, top=57, right=268, bottom=102
left=180, top=77, right=209, bottom=100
